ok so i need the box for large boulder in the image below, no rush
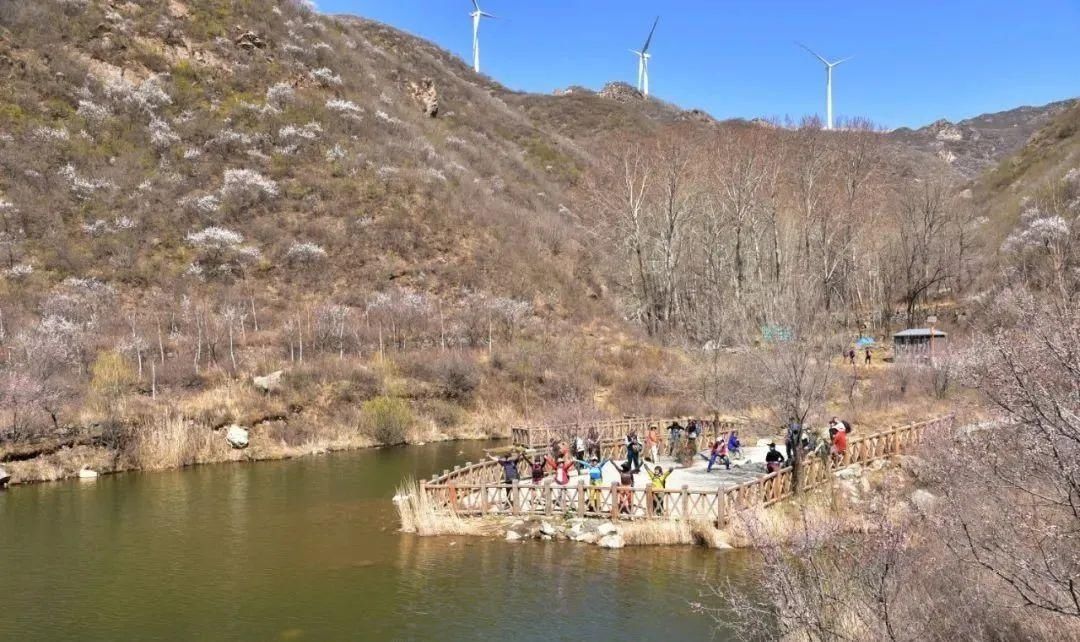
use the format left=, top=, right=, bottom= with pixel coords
left=225, top=425, right=250, bottom=449
left=897, top=455, right=927, bottom=478
left=596, top=522, right=618, bottom=537
left=0, top=466, right=10, bottom=487
left=598, top=534, right=625, bottom=549
left=77, top=466, right=98, bottom=479
left=505, top=530, right=522, bottom=542
left=835, top=464, right=863, bottom=480
left=910, top=489, right=939, bottom=513
left=539, top=521, right=557, bottom=537
left=252, top=370, right=284, bottom=393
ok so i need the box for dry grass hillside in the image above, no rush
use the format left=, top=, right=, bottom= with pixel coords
left=973, top=100, right=1080, bottom=241
left=0, top=0, right=709, bottom=479
left=1, top=0, right=1071, bottom=484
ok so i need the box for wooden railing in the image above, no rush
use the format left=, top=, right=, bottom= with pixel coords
left=429, top=423, right=745, bottom=487
left=509, top=416, right=745, bottom=448
left=420, top=415, right=953, bottom=525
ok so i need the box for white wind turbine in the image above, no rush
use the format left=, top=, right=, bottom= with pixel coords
left=798, top=42, right=852, bottom=130
left=470, top=0, right=495, bottom=74
left=631, top=16, right=659, bottom=97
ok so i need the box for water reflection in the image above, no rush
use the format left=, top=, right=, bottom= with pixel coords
left=0, top=441, right=752, bottom=641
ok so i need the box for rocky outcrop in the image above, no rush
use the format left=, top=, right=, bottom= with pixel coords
left=888, top=99, right=1076, bottom=178
left=931, top=120, right=964, bottom=142
left=0, top=466, right=10, bottom=488
left=407, top=78, right=438, bottom=117
left=598, top=81, right=643, bottom=103
left=233, top=29, right=266, bottom=51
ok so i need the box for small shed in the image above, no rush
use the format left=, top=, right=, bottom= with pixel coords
left=892, top=328, right=947, bottom=357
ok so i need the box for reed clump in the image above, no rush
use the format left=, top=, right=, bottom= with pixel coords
left=395, top=478, right=497, bottom=537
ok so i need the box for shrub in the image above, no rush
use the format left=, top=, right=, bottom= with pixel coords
left=220, top=169, right=279, bottom=203
left=326, top=99, right=363, bottom=116
left=89, top=350, right=137, bottom=426
left=265, top=82, right=295, bottom=108
left=432, top=354, right=480, bottom=401
left=309, top=67, right=342, bottom=87
left=360, top=395, right=413, bottom=444
left=421, top=399, right=464, bottom=429
left=285, top=241, right=327, bottom=264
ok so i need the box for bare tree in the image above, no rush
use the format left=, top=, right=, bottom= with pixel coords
left=891, top=180, right=956, bottom=325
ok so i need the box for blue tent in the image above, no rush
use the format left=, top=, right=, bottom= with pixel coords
left=856, top=337, right=875, bottom=347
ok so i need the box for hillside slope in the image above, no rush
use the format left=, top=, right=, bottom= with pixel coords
left=0, top=0, right=698, bottom=478
left=970, top=100, right=1080, bottom=255
left=888, top=99, right=1076, bottom=178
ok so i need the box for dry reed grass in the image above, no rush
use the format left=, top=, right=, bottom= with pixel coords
left=619, top=518, right=730, bottom=548
left=394, top=478, right=498, bottom=537
left=123, top=410, right=220, bottom=470
left=5, top=445, right=114, bottom=483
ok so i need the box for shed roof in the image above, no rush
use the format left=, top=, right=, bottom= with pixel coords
left=893, top=328, right=947, bottom=338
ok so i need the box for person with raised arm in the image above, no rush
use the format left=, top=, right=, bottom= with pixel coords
left=488, top=449, right=526, bottom=503
left=575, top=455, right=611, bottom=513
left=643, top=464, right=674, bottom=515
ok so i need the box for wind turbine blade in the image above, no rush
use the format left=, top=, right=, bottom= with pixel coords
left=642, top=16, right=659, bottom=53
left=796, top=41, right=829, bottom=66
left=480, top=11, right=496, bottom=18
left=832, top=56, right=853, bottom=66
left=471, top=0, right=481, bottom=12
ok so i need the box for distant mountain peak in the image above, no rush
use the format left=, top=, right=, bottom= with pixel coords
left=889, top=99, right=1077, bottom=178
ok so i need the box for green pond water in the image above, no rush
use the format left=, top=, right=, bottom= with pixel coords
left=0, top=441, right=756, bottom=641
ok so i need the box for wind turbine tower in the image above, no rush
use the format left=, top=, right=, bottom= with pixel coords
left=798, top=43, right=852, bottom=130
left=631, top=17, right=659, bottom=97
left=470, top=0, right=495, bottom=73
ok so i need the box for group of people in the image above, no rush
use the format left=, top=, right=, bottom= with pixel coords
left=488, top=415, right=855, bottom=514
left=489, top=447, right=677, bottom=516
left=488, top=418, right=743, bottom=516
left=845, top=347, right=873, bottom=366
left=763, top=416, right=853, bottom=473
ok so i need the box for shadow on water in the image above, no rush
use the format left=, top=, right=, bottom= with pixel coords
left=0, top=440, right=756, bottom=641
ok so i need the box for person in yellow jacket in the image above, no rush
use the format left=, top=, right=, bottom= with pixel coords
left=644, top=465, right=674, bottom=515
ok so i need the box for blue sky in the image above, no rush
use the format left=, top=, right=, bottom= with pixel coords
left=316, top=1, right=1080, bottom=129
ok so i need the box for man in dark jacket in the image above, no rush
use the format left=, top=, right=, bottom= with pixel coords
left=765, top=442, right=785, bottom=473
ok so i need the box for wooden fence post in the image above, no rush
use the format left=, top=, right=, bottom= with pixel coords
left=480, top=482, right=489, bottom=514
left=577, top=481, right=586, bottom=514
left=716, top=487, right=726, bottom=527
left=611, top=483, right=620, bottom=520
left=544, top=483, right=553, bottom=516
left=646, top=486, right=654, bottom=518
left=511, top=481, right=520, bottom=515
left=681, top=485, right=690, bottom=520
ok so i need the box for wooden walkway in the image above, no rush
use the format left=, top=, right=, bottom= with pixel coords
left=420, top=416, right=954, bottom=526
